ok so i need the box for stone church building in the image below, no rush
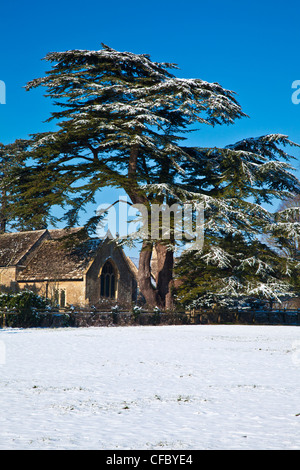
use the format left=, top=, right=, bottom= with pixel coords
left=0, top=228, right=138, bottom=308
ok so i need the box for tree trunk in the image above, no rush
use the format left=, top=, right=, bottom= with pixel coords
left=127, top=132, right=163, bottom=308
left=127, top=190, right=175, bottom=309
left=137, top=240, right=162, bottom=307
left=155, top=242, right=174, bottom=310
left=0, top=189, right=7, bottom=233
left=127, top=131, right=174, bottom=309
left=0, top=216, right=6, bottom=233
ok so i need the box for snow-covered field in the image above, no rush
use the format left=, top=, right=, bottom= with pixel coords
left=0, top=324, right=299, bottom=450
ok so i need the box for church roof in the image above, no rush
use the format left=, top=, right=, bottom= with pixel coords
left=0, top=227, right=137, bottom=282
left=47, top=227, right=82, bottom=240
left=0, top=229, right=47, bottom=267
left=17, top=235, right=102, bottom=281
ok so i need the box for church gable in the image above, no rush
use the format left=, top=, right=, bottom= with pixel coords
left=85, top=238, right=137, bottom=306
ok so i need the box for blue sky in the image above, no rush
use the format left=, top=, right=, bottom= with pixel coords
left=0, top=0, right=300, bottom=245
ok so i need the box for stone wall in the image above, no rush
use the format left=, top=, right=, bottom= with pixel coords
left=0, top=267, right=18, bottom=292
left=17, top=279, right=87, bottom=307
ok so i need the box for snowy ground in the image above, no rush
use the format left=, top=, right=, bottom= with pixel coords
left=0, top=324, right=299, bottom=450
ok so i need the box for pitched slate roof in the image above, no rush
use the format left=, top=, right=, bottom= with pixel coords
left=0, top=229, right=47, bottom=267
left=17, top=235, right=102, bottom=282
left=0, top=227, right=137, bottom=282
left=47, top=227, right=83, bottom=240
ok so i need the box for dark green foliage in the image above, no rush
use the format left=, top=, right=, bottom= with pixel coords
left=173, top=133, right=300, bottom=309
left=0, top=291, right=51, bottom=327
left=175, top=233, right=297, bottom=309
left=20, top=44, right=245, bottom=229
left=0, top=140, right=41, bottom=232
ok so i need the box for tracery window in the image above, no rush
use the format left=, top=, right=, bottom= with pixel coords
left=100, top=260, right=117, bottom=299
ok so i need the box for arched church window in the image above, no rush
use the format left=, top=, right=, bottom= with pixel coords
left=100, top=260, right=117, bottom=299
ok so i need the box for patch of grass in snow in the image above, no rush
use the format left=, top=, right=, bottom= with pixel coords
left=177, top=395, right=191, bottom=402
